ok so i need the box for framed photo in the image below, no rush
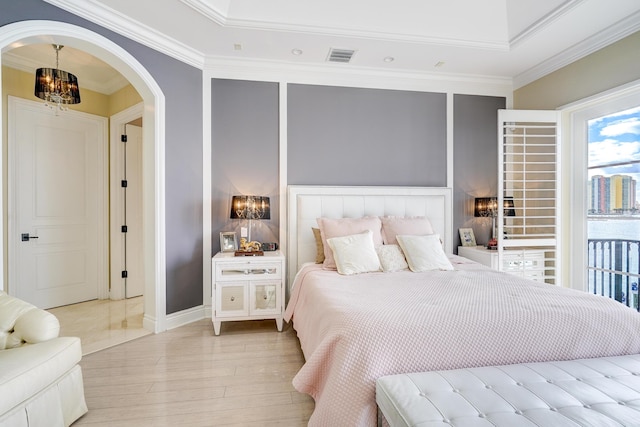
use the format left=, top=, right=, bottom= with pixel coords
left=459, top=228, right=476, bottom=247
left=220, top=232, right=237, bottom=252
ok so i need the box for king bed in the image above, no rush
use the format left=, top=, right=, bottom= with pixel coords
left=283, top=185, right=640, bottom=426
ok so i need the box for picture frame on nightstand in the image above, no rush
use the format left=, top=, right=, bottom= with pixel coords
left=220, top=232, right=237, bottom=252
left=459, top=228, right=476, bottom=247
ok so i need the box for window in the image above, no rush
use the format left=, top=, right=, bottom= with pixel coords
left=587, top=107, right=640, bottom=309
left=562, top=81, right=640, bottom=309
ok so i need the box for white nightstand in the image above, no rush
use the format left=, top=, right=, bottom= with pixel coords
left=458, top=245, right=546, bottom=282
left=211, top=250, right=285, bottom=335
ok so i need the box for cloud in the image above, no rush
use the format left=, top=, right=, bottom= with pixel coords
left=589, top=139, right=640, bottom=166
left=600, top=117, right=640, bottom=137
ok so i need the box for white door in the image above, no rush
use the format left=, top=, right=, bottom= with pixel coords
left=8, top=96, right=108, bottom=309
left=120, top=123, right=144, bottom=298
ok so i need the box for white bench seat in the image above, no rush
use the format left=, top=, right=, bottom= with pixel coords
left=376, top=354, right=640, bottom=427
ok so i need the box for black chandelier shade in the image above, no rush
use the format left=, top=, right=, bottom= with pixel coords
left=34, top=67, right=81, bottom=106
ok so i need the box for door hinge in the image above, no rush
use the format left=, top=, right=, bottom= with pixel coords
left=121, top=180, right=127, bottom=187
left=121, top=270, right=128, bottom=278
left=121, top=225, right=128, bottom=233
left=121, top=134, right=127, bottom=143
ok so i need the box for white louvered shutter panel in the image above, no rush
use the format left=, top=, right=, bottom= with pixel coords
left=498, top=110, right=561, bottom=285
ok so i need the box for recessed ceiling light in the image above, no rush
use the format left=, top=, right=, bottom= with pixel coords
left=434, top=61, right=445, bottom=68
left=383, top=56, right=395, bottom=63
left=234, top=43, right=242, bottom=51
left=291, top=49, right=303, bottom=56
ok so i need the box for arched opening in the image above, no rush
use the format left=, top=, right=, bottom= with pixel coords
left=0, top=20, right=167, bottom=333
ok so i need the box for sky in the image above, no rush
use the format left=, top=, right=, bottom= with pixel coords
left=588, top=106, right=640, bottom=202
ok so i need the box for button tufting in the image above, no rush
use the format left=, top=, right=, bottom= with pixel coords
left=576, top=378, right=582, bottom=381
left=419, top=393, right=427, bottom=398
left=515, top=410, right=523, bottom=415
left=584, top=405, right=590, bottom=409
left=479, top=413, right=486, bottom=418
left=516, top=382, right=523, bottom=386
left=550, top=407, right=557, bottom=412
left=619, top=402, right=626, bottom=406
left=547, top=380, right=553, bottom=384
left=452, top=389, right=459, bottom=393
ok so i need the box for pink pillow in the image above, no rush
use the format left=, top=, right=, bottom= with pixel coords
left=381, top=216, right=434, bottom=245
left=317, top=217, right=383, bottom=270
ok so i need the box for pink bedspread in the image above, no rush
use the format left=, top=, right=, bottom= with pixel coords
left=284, top=257, right=640, bottom=426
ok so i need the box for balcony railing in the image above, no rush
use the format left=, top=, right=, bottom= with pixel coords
left=588, top=239, right=640, bottom=311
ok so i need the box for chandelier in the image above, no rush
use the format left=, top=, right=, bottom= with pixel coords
left=34, top=44, right=81, bottom=112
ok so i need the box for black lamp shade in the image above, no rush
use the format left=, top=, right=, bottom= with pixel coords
left=503, top=197, right=516, bottom=217
left=474, top=197, right=496, bottom=217
left=230, top=195, right=270, bottom=220
left=34, top=67, right=81, bottom=105
left=475, top=197, right=516, bottom=217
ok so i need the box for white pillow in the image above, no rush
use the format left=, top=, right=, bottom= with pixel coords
left=327, top=230, right=381, bottom=275
left=317, top=217, right=383, bottom=270
left=396, top=234, right=454, bottom=272
left=376, top=244, right=409, bottom=272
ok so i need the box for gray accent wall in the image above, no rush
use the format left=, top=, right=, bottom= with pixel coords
left=211, top=79, right=280, bottom=253
left=453, top=94, right=506, bottom=250
left=288, top=84, right=447, bottom=186
left=2, top=0, right=204, bottom=314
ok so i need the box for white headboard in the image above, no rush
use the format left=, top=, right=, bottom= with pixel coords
left=286, top=185, right=452, bottom=291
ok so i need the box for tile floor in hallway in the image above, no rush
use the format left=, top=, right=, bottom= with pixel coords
left=48, top=297, right=151, bottom=355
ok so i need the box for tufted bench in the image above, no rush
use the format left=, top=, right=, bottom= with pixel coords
left=376, top=354, right=640, bottom=427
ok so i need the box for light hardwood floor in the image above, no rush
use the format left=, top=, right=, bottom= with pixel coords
left=73, top=319, right=313, bottom=426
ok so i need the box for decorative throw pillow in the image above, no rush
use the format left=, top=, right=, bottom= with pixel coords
left=376, top=244, right=409, bottom=272
left=312, top=227, right=325, bottom=263
left=396, top=234, right=454, bottom=272
left=317, top=216, right=383, bottom=270
left=381, top=216, right=435, bottom=245
left=327, top=231, right=381, bottom=275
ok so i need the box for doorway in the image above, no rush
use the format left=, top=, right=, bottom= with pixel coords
left=0, top=21, right=167, bottom=333
left=586, top=106, right=640, bottom=309
left=562, top=80, right=640, bottom=295
left=110, top=103, right=145, bottom=300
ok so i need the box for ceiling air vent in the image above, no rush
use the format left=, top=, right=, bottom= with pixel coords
left=327, top=48, right=356, bottom=63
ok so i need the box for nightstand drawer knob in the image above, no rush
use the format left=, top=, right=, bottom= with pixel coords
left=230, top=296, right=235, bottom=302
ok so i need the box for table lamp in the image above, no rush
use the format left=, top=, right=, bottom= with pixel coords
left=229, top=195, right=270, bottom=244
left=475, top=196, right=515, bottom=248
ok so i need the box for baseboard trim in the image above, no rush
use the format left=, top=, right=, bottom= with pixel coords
left=166, top=305, right=207, bottom=330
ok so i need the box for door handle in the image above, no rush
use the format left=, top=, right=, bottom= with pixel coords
left=21, top=233, right=39, bottom=242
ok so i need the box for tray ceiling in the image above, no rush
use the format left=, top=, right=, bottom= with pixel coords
left=3, top=0, right=640, bottom=93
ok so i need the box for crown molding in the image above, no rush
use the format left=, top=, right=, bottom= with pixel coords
left=510, top=0, right=583, bottom=48
left=204, top=55, right=513, bottom=97
left=181, top=0, right=509, bottom=51
left=513, top=10, right=640, bottom=89
left=179, top=0, right=228, bottom=26
left=43, top=0, right=205, bottom=69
